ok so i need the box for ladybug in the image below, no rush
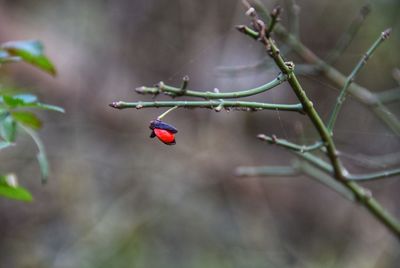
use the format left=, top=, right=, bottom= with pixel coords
left=149, top=119, right=178, bottom=145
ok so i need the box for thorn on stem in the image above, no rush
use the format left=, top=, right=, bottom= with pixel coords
left=245, top=7, right=256, bottom=17
left=257, top=134, right=267, bottom=140
left=271, top=5, right=282, bottom=18
left=135, top=86, right=147, bottom=94
left=109, top=101, right=122, bottom=109
left=285, top=61, right=295, bottom=70
left=214, top=103, right=224, bottom=112
left=235, top=25, right=247, bottom=33
left=181, top=75, right=189, bottom=90
left=156, top=81, right=165, bottom=91
left=382, top=28, right=391, bottom=40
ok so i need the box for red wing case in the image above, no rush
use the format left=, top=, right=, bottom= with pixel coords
left=154, top=128, right=176, bottom=145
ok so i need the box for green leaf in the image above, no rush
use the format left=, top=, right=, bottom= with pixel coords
left=1, top=94, right=64, bottom=113
left=19, top=125, right=49, bottom=183
left=11, top=111, right=42, bottom=129
left=0, top=115, right=17, bottom=142
left=23, top=102, right=65, bottom=113
left=1, top=40, right=56, bottom=76
left=0, top=174, right=33, bottom=202
left=2, top=95, right=24, bottom=107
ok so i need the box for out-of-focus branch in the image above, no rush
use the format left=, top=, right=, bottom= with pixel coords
left=236, top=161, right=355, bottom=201
left=287, top=0, right=300, bottom=38
left=325, top=4, right=371, bottom=64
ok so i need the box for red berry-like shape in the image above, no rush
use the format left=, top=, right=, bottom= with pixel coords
left=154, top=128, right=176, bottom=145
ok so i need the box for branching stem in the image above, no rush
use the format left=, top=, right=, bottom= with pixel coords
left=327, top=29, right=391, bottom=132
left=135, top=73, right=287, bottom=99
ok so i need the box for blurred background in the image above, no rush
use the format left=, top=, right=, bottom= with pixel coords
left=0, top=0, right=399, bottom=267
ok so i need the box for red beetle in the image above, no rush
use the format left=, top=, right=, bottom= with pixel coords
left=149, top=119, right=178, bottom=145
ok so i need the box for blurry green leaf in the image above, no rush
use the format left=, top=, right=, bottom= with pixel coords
left=0, top=115, right=17, bottom=142
left=37, top=151, right=49, bottom=184
left=0, top=174, right=33, bottom=202
left=1, top=40, right=56, bottom=76
left=13, top=94, right=38, bottom=104
left=0, top=94, right=64, bottom=113
left=2, top=95, right=24, bottom=107
left=24, top=103, right=65, bottom=113
left=11, top=111, right=42, bottom=129
left=19, top=125, right=49, bottom=183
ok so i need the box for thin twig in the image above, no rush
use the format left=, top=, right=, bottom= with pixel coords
left=135, top=73, right=287, bottom=99
left=110, top=100, right=304, bottom=112
left=257, top=134, right=323, bottom=153
left=287, top=0, right=300, bottom=38
left=346, top=168, right=400, bottom=182
left=327, top=29, right=391, bottom=132
left=266, top=6, right=282, bottom=37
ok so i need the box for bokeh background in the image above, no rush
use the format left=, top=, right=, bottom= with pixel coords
left=0, top=0, right=399, bottom=267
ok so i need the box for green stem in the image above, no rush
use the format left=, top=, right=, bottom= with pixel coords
left=265, top=36, right=346, bottom=180
left=135, top=74, right=287, bottom=99
left=295, top=151, right=400, bottom=237
left=238, top=21, right=345, bottom=179
left=257, top=134, right=323, bottom=152
left=110, top=100, right=304, bottom=112
left=266, top=6, right=282, bottom=36
left=346, top=167, right=400, bottom=181
left=241, top=5, right=400, bottom=238
left=295, top=151, right=400, bottom=182
left=157, top=106, right=178, bottom=120
left=345, top=181, right=400, bottom=236
left=327, top=29, right=391, bottom=132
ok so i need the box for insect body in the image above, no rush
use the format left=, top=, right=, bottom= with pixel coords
left=149, top=119, right=178, bottom=145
